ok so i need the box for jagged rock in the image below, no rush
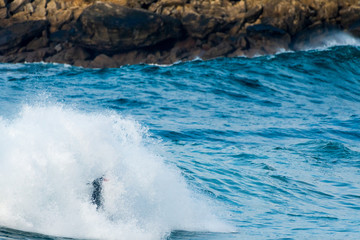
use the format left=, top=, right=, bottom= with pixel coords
left=24, top=47, right=53, bottom=62
left=32, top=0, right=47, bottom=18
left=1, top=0, right=360, bottom=67
left=0, top=0, right=7, bottom=8
left=73, top=2, right=183, bottom=52
left=340, top=5, right=360, bottom=28
left=318, top=1, right=338, bottom=21
left=202, top=41, right=234, bottom=59
left=9, top=0, right=27, bottom=13
left=26, top=34, right=48, bottom=51
left=24, top=3, right=34, bottom=13
left=244, top=4, right=263, bottom=23
left=89, top=54, right=117, bottom=68
left=181, top=12, right=222, bottom=39
left=261, top=0, right=311, bottom=36
left=246, top=24, right=291, bottom=54
left=230, top=34, right=249, bottom=50
left=291, top=23, right=341, bottom=50
left=0, top=20, right=48, bottom=53
left=0, top=8, right=7, bottom=19
left=46, top=0, right=59, bottom=12
left=11, top=10, right=31, bottom=21
left=48, top=9, right=73, bottom=32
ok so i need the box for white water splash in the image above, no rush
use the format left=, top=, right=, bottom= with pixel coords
left=0, top=104, right=231, bottom=239
left=300, top=31, right=360, bottom=51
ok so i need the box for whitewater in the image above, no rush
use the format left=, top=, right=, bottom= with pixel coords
left=0, top=33, right=360, bottom=239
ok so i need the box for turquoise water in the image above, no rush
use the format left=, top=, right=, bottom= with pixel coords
left=0, top=44, right=360, bottom=239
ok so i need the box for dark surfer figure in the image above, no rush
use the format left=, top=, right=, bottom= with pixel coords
left=91, top=176, right=108, bottom=210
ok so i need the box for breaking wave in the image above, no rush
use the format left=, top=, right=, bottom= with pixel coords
left=0, top=104, right=231, bottom=239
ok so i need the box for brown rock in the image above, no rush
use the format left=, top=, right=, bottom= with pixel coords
left=32, top=0, right=47, bottom=18
left=202, top=41, right=234, bottom=59
left=318, top=1, right=338, bottom=21
left=261, top=0, right=311, bottom=36
left=48, top=9, right=73, bottom=33
left=181, top=12, right=222, bottom=39
left=291, top=24, right=341, bottom=50
left=9, top=0, right=27, bottom=13
left=0, top=0, right=7, bottom=8
left=89, top=54, right=118, bottom=68
left=229, top=19, right=245, bottom=36
left=24, top=48, right=52, bottom=62
left=340, top=5, right=360, bottom=28
left=26, top=36, right=48, bottom=51
left=73, top=59, right=90, bottom=68
left=70, top=47, right=90, bottom=61
left=0, top=20, right=48, bottom=53
left=231, top=35, right=249, bottom=50
left=45, top=46, right=89, bottom=64
left=244, top=4, right=263, bottom=23
left=73, top=2, right=183, bottom=52
left=0, top=7, right=7, bottom=19
left=246, top=24, right=291, bottom=54
left=46, top=0, right=59, bottom=13
left=10, top=10, right=31, bottom=21
left=23, top=3, right=34, bottom=13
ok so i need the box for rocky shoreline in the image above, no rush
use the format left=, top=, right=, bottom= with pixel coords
left=1, top=0, right=360, bottom=68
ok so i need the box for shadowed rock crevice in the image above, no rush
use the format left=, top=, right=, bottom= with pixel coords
left=0, top=0, right=360, bottom=67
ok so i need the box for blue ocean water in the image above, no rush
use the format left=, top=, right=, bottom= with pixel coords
left=0, top=41, right=360, bottom=239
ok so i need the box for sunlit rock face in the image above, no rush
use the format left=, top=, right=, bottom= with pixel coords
left=0, top=0, right=360, bottom=67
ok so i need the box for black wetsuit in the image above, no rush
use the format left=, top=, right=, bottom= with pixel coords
left=91, top=177, right=104, bottom=210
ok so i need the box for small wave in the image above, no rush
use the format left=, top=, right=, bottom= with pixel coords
left=297, top=32, right=360, bottom=52
left=294, top=140, right=359, bottom=165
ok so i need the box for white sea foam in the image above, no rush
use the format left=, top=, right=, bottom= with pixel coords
left=299, top=31, right=360, bottom=51
left=0, top=104, right=231, bottom=239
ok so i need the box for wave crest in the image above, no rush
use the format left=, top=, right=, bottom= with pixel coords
left=0, top=104, right=231, bottom=239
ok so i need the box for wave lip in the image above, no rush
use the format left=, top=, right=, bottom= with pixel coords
left=292, top=31, right=360, bottom=52
left=0, top=104, right=231, bottom=240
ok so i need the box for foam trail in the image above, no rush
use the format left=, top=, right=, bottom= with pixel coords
left=0, top=104, right=231, bottom=239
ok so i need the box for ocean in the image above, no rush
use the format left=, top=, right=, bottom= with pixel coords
left=0, top=34, right=360, bottom=240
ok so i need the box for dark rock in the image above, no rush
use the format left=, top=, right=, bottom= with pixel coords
left=348, top=21, right=360, bottom=37
left=231, top=35, right=249, bottom=50
left=45, top=46, right=89, bottom=64
left=246, top=24, right=291, bottom=54
left=340, top=5, right=360, bottom=28
left=73, top=2, right=183, bottom=52
left=261, top=0, right=311, bottom=36
left=0, top=7, right=7, bottom=19
left=247, top=24, right=288, bottom=37
left=181, top=12, right=222, bottom=39
left=0, top=20, right=48, bottom=54
left=50, top=29, right=74, bottom=42
left=73, top=59, right=90, bottom=68
left=9, top=0, right=27, bottom=13
left=24, top=47, right=52, bottom=62
left=89, top=54, right=117, bottom=68
left=48, top=9, right=73, bottom=33
left=244, top=4, right=263, bottom=23
left=202, top=41, right=234, bottom=59
left=291, top=23, right=342, bottom=50
left=26, top=35, right=48, bottom=51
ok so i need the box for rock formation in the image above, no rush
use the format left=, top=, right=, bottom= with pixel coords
left=0, top=0, right=360, bottom=67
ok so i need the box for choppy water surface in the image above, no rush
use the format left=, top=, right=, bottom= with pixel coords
left=0, top=43, right=360, bottom=239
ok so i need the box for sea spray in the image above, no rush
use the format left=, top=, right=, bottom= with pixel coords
left=0, top=104, right=231, bottom=239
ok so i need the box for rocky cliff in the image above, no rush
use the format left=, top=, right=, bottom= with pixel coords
left=1, top=0, right=360, bottom=67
